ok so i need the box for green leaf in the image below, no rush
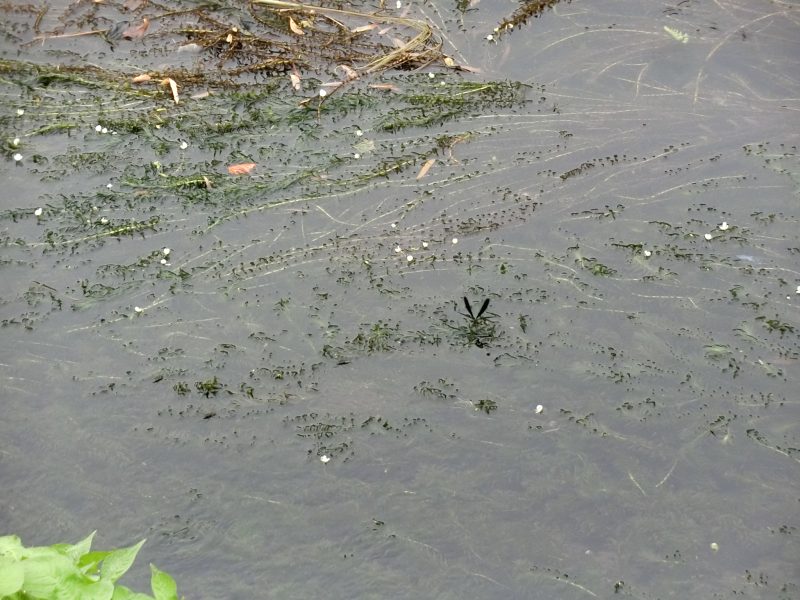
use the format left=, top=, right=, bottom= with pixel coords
left=55, top=573, right=114, bottom=600
left=150, top=564, right=178, bottom=600
left=79, top=551, right=112, bottom=576
left=21, top=553, right=76, bottom=598
left=0, top=556, right=25, bottom=596
left=66, top=532, right=96, bottom=563
left=100, top=539, right=146, bottom=584
left=0, top=536, right=23, bottom=560
left=112, top=585, right=155, bottom=600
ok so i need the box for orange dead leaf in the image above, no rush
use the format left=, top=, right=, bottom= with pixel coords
left=227, top=162, right=257, bottom=176
left=160, top=78, right=179, bottom=104
left=132, top=73, right=151, bottom=83
left=288, top=17, right=304, bottom=35
left=416, top=158, right=437, bottom=180
left=122, top=17, right=149, bottom=40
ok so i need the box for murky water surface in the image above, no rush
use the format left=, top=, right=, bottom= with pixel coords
left=1, top=1, right=798, bottom=598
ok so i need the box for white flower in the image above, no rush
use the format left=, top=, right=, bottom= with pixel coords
left=320, top=455, right=330, bottom=463
left=406, top=254, right=414, bottom=262
left=704, top=233, right=713, bottom=240
left=180, top=140, right=189, bottom=150
left=106, top=183, right=113, bottom=189
left=95, top=125, right=103, bottom=132
left=486, top=34, right=494, bottom=41
left=160, top=258, right=168, bottom=265
left=718, top=221, right=729, bottom=231
left=710, top=542, right=719, bottom=552
left=318, top=89, right=327, bottom=97
left=11, top=137, right=20, bottom=147
left=535, top=404, right=544, bottom=414
left=101, top=127, right=108, bottom=134
left=422, top=241, right=429, bottom=248
left=355, top=129, right=363, bottom=137
left=452, top=237, right=458, bottom=244
left=134, top=306, right=143, bottom=313
left=353, top=153, right=360, bottom=159
left=100, top=217, right=109, bottom=224
left=428, top=73, right=435, bottom=79
left=394, top=246, right=402, bottom=253
left=391, top=223, right=397, bottom=229
left=12, top=153, right=22, bottom=162
left=16, top=109, right=24, bottom=116
left=643, top=250, right=652, bottom=257
left=34, top=207, right=43, bottom=216
left=163, top=247, right=171, bottom=255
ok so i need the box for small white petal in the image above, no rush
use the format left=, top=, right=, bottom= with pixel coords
left=643, top=250, right=652, bottom=257
left=106, top=183, right=113, bottom=189
left=353, top=153, right=360, bottom=159
left=163, top=247, right=171, bottom=255
left=390, top=223, right=397, bottom=229
left=12, top=153, right=23, bottom=162
left=396, top=1, right=401, bottom=8
left=160, top=258, right=168, bottom=265
left=422, top=241, right=429, bottom=248
left=95, top=125, right=103, bottom=132
left=406, top=254, right=414, bottom=262
left=535, top=404, right=544, bottom=414
left=452, top=237, right=458, bottom=244
left=320, top=455, right=330, bottom=463
left=710, top=542, right=719, bottom=552
left=428, top=72, right=435, bottom=79
left=101, top=127, right=108, bottom=134
left=318, top=89, right=327, bottom=97
left=16, top=109, right=24, bottom=116
left=394, top=246, right=402, bottom=253
left=100, top=217, right=109, bottom=224
left=34, top=207, right=43, bottom=216
left=704, top=233, right=713, bottom=240
left=486, top=34, right=494, bottom=41
left=180, top=140, right=189, bottom=150
left=134, top=306, right=143, bottom=313
left=355, top=129, right=363, bottom=137
left=718, top=221, right=729, bottom=231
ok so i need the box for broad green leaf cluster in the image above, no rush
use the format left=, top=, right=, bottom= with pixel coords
left=0, top=533, right=179, bottom=600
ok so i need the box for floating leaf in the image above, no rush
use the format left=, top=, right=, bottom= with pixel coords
left=664, top=25, right=689, bottom=43
left=131, top=73, right=151, bottom=83
left=122, top=17, right=149, bottom=40
left=160, top=78, right=179, bottom=104
left=416, top=158, right=436, bottom=180
left=227, top=162, right=257, bottom=175
left=288, top=16, right=305, bottom=35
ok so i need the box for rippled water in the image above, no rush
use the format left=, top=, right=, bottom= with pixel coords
left=1, top=1, right=798, bottom=598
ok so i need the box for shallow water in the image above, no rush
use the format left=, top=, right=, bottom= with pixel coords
left=1, top=1, right=798, bottom=598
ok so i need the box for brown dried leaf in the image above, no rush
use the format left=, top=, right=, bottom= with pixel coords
left=416, top=158, right=436, bottom=180
left=122, top=17, right=149, bottom=40
left=160, top=78, right=179, bottom=104
left=288, top=16, right=305, bottom=35
left=352, top=23, right=378, bottom=33
left=338, top=64, right=359, bottom=81
left=227, top=162, right=257, bottom=176
left=289, top=66, right=302, bottom=91
left=131, top=73, right=151, bottom=83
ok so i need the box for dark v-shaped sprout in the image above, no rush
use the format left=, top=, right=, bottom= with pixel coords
left=463, top=297, right=490, bottom=321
